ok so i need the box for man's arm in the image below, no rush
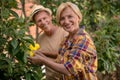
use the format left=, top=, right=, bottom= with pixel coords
left=37, top=50, right=58, bottom=59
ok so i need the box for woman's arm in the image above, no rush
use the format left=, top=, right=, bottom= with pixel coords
left=28, top=52, right=71, bottom=76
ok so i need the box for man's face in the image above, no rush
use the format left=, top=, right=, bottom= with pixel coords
left=34, top=11, right=52, bottom=32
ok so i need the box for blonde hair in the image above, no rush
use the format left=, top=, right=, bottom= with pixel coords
left=56, top=2, right=82, bottom=24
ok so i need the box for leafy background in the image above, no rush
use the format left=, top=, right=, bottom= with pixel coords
left=0, top=0, right=120, bottom=80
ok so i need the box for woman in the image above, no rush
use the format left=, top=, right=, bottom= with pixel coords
left=28, top=2, right=97, bottom=80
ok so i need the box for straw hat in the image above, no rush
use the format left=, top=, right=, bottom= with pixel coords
left=30, top=5, right=52, bottom=21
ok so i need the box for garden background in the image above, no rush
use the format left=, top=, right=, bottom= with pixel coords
left=0, top=0, right=120, bottom=80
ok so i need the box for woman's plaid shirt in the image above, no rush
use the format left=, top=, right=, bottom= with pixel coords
left=56, top=27, right=98, bottom=80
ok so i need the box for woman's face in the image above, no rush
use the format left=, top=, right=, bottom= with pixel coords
left=60, top=7, right=80, bottom=33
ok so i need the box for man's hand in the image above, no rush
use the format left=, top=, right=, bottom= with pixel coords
left=39, top=50, right=58, bottom=59
left=27, top=51, right=43, bottom=66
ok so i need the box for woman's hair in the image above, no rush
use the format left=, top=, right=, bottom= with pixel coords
left=56, top=2, right=82, bottom=24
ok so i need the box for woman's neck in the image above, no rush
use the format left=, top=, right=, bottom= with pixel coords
left=69, top=28, right=79, bottom=39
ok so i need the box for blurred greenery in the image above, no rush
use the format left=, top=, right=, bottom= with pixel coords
left=0, top=0, right=43, bottom=80
left=0, top=0, right=120, bottom=80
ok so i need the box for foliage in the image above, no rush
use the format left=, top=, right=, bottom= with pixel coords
left=93, top=17, right=120, bottom=74
left=0, top=0, right=43, bottom=80
left=0, top=0, right=120, bottom=79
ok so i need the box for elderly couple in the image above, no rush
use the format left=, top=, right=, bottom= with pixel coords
left=28, top=2, right=98, bottom=80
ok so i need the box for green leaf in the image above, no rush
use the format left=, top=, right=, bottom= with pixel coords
left=1, top=7, right=10, bottom=19
left=106, top=48, right=112, bottom=59
left=25, top=73, right=31, bottom=80
left=22, top=36, right=34, bottom=45
left=16, top=51, right=25, bottom=63
left=8, top=64, right=13, bottom=75
left=11, top=39, right=18, bottom=49
left=104, top=60, right=110, bottom=70
left=23, top=52, right=28, bottom=63
left=12, top=45, right=20, bottom=56
left=9, top=10, right=19, bottom=18
left=0, top=59, right=8, bottom=69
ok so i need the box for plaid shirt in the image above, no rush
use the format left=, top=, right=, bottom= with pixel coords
left=56, top=27, right=97, bottom=80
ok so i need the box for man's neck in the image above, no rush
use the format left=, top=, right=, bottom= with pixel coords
left=45, top=25, right=57, bottom=36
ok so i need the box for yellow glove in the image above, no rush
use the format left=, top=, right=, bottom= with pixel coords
left=28, top=43, right=40, bottom=57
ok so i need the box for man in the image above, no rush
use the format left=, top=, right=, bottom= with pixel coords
left=30, top=5, right=68, bottom=80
